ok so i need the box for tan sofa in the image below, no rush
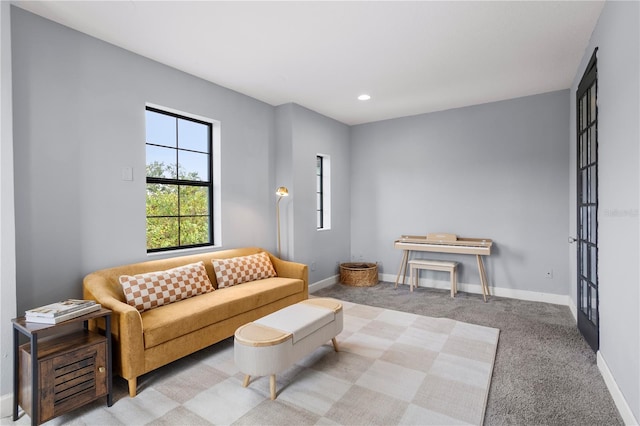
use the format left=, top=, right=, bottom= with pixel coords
left=83, top=247, right=308, bottom=397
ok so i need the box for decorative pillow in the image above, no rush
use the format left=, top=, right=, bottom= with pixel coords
left=119, top=261, right=214, bottom=312
left=212, top=252, right=277, bottom=289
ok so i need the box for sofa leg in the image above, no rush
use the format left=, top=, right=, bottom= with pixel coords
left=243, top=375, right=251, bottom=387
left=331, top=337, right=339, bottom=352
left=128, top=378, right=137, bottom=397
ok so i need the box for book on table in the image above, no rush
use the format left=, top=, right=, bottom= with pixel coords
left=25, top=303, right=101, bottom=324
left=26, top=299, right=95, bottom=317
left=25, top=299, right=100, bottom=324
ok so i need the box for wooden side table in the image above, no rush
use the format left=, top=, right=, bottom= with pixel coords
left=12, top=308, right=112, bottom=426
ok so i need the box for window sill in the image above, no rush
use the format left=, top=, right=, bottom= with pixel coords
left=146, top=244, right=221, bottom=258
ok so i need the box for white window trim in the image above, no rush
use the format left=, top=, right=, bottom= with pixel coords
left=145, top=102, right=222, bottom=254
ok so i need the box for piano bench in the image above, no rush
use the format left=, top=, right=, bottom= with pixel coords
left=408, top=259, right=458, bottom=297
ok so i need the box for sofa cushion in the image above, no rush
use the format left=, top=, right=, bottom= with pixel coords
left=119, top=261, right=214, bottom=313
left=141, top=276, right=303, bottom=349
left=212, top=251, right=276, bottom=288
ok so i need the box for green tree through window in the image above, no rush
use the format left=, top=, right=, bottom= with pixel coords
left=145, top=107, right=213, bottom=252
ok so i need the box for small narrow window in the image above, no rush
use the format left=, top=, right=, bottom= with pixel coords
left=316, top=154, right=331, bottom=230
left=316, top=156, right=324, bottom=229
left=145, top=106, right=214, bottom=252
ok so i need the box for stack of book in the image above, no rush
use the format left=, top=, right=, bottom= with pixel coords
left=25, top=299, right=101, bottom=324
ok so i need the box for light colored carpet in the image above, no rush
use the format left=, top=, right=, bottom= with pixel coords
left=9, top=300, right=499, bottom=426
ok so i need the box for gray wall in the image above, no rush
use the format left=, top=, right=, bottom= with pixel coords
left=275, top=103, right=351, bottom=284
left=1, top=0, right=17, bottom=407
left=569, top=0, right=640, bottom=420
left=11, top=7, right=277, bottom=316
left=350, top=91, right=570, bottom=296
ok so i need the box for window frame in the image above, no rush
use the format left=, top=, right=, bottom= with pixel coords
left=145, top=106, right=215, bottom=253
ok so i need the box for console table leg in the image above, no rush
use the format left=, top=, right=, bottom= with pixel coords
left=476, top=255, right=489, bottom=302
left=105, top=314, right=113, bottom=406
left=31, top=335, right=38, bottom=426
left=394, top=250, right=409, bottom=288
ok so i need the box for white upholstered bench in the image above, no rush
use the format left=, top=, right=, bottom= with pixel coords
left=234, top=298, right=343, bottom=400
left=409, top=259, right=458, bottom=297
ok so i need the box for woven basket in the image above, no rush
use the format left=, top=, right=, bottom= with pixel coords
left=340, top=262, right=378, bottom=287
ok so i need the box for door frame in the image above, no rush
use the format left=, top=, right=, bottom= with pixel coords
left=576, top=47, right=599, bottom=352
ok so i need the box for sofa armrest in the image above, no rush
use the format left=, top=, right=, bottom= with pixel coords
left=269, top=255, right=308, bottom=293
left=83, top=273, right=145, bottom=380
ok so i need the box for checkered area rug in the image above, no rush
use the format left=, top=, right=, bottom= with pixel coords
left=12, top=301, right=499, bottom=426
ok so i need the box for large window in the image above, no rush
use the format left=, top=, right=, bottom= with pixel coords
left=316, top=154, right=331, bottom=230
left=145, top=106, right=213, bottom=252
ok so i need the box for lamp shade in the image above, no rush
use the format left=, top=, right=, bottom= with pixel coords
left=276, top=186, right=289, bottom=197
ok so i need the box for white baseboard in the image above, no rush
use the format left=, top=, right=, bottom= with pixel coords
left=0, top=392, right=13, bottom=420
left=380, top=272, right=572, bottom=306
left=597, top=351, right=638, bottom=425
left=309, top=274, right=339, bottom=293
left=568, top=297, right=578, bottom=323
left=3, top=277, right=631, bottom=425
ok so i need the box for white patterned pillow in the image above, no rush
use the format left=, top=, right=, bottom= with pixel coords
left=212, top=252, right=277, bottom=289
left=119, top=261, right=214, bottom=312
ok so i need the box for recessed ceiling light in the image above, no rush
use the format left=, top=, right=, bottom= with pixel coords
left=358, top=94, right=371, bottom=101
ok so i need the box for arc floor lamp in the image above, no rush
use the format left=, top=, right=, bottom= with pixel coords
left=276, top=186, right=289, bottom=258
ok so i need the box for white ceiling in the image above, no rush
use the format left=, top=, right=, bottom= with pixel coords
left=13, top=1, right=604, bottom=125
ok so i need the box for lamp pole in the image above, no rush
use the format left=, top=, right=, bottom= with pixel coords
left=275, top=187, right=289, bottom=258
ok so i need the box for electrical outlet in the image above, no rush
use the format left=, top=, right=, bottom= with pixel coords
left=545, top=269, right=553, bottom=279
left=311, top=261, right=317, bottom=271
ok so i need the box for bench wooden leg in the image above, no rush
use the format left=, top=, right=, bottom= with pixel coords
left=331, top=337, right=339, bottom=352
left=270, top=375, right=276, bottom=400
left=410, top=265, right=415, bottom=292
left=243, top=375, right=251, bottom=387
left=450, top=267, right=455, bottom=297
left=452, top=267, right=458, bottom=297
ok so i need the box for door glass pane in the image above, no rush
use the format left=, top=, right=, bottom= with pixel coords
left=580, top=207, right=587, bottom=240
left=579, top=96, right=586, bottom=131
left=590, top=284, right=598, bottom=325
left=589, top=166, right=596, bottom=203
left=581, top=169, right=588, bottom=203
left=590, top=127, right=597, bottom=165
left=586, top=206, right=591, bottom=241
left=581, top=243, right=588, bottom=277
left=590, top=84, right=597, bottom=124
left=585, top=131, right=591, bottom=166
left=590, top=246, right=597, bottom=282
left=591, top=207, right=597, bottom=242
left=580, top=133, right=586, bottom=167
left=581, top=279, right=589, bottom=315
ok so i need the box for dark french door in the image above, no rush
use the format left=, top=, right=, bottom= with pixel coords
left=576, top=48, right=599, bottom=352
